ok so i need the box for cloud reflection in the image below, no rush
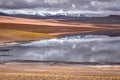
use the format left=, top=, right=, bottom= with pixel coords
left=0, top=35, right=120, bottom=63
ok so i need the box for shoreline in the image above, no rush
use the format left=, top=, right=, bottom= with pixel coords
left=1, top=60, right=120, bottom=66
left=0, top=29, right=120, bottom=45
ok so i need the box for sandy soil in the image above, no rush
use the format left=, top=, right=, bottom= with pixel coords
left=0, top=16, right=120, bottom=43
left=0, top=64, right=120, bottom=80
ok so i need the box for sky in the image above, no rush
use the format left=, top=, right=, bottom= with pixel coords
left=0, top=0, right=120, bottom=16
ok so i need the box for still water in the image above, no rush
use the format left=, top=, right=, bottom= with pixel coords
left=0, top=35, right=120, bottom=63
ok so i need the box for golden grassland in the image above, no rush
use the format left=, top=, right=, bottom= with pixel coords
left=0, top=64, right=120, bottom=80
left=0, top=29, right=52, bottom=43
left=0, top=73, right=120, bottom=80
left=0, top=16, right=120, bottom=43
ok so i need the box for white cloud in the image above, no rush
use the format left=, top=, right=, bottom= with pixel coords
left=44, top=0, right=68, bottom=4
left=25, top=0, right=36, bottom=3
left=0, top=0, right=119, bottom=15
left=72, top=4, right=76, bottom=9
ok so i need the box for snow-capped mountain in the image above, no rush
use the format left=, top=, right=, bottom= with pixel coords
left=0, top=10, right=85, bottom=18
left=0, top=8, right=108, bottom=18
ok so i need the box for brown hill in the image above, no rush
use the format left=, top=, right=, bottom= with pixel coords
left=0, top=16, right=120, bottom=43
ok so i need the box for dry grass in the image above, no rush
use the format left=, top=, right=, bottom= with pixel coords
left=0, top=64, right=120, bottom=80
left=0, top=29, right=52, bottom=43
left=0, top=73, right=120, bottom=80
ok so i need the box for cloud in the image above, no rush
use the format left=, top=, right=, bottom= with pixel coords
left=44, top=0, right=68, bottom=4
left=91, top=0, right=120, bottom=11
left=0, top=0, right=119, bottom=15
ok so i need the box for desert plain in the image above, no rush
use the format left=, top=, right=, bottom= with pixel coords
left=0, top=64, right=120, bottom=80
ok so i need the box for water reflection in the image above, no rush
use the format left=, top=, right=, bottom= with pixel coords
left=0, top=35, right=120, bottom=63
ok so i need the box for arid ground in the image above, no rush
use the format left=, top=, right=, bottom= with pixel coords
left=0, top=16, right=120, bottom=43
left=0, top=64, right=120, bottom=80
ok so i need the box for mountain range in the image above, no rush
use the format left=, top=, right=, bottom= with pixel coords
left=0, top=11, right=120, bottom=24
